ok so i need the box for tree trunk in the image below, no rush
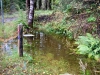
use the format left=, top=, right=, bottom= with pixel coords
left=36, top=0, right=40, bottom=9
left=97, top=17, right=100, bottom=35
left=47, top=0, right=51, bottom=10
left=26, top=0, right=30, bottom=19
left=41, top=0, right=46, bottom=10
left=28, top=0, right=34, bottom=28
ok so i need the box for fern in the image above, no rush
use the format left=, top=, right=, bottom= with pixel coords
left=77, top=45, right=90, bottom=54
left=87, top=16, right=96, bottom=23
left=75, top=33, right=100, bottom=61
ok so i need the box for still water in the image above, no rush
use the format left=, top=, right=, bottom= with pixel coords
left=24, top=31, right=100, bottom=75
left=1, top=31, right=100, bottom=75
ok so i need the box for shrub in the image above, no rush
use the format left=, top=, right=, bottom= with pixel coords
left=3, top=0, right=25, bottom=13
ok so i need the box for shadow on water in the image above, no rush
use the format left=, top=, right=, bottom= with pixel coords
left=24, top=31, right=100, bottom=75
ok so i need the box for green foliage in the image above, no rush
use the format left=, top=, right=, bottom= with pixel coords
left=39, top=21, right=73, bottom=40
left=0, top=50, right=34, bottom=75
left=80, top=69, right=91, bottom=75
left=75, top=33, right=100, bottom=61
left=86, top=9, right=92, bottom=14
left=0, top=10, right=26, bottom=38
left=87, top=16, right=96, bottom=23
left=55, top=0, right=83, bottom=15
left=64, top=4, right=73, bottom=13
left=16, top=10, right=29, bottom=29
left=3, top=0, right=25, bottom=13
left=35, top=10, right=54, bottom=16
left=52, top=0, right=60, bottom=9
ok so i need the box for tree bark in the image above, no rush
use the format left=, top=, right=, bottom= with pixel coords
left=41, top=0, right=46, bottom=10
left=28, top=0, right=34, bottom=28
left=36, top=0, right=40, bottom=9
left=47, top=0, right=51, bottom=10
left=97, top=16, right=100, bottom=35
left=26, top=0, right=30, bottom=19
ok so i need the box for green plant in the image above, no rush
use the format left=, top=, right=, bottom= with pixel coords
left=16, top=9, right=29, bottom=29
left=62, top=0, right=83, bottom=14
left=86, top=9, right=92, bottom=14
left=39, top=21, right=74, bottom=40
left=3, top=0, right=25, bottom=13
left=75, top=33, right=100, bottom=61
left=87, top=16, right=96, bottom=23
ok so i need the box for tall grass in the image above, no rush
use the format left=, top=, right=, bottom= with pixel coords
left=0, top=10, right=26, bottom=39
left=35, top=10, right=54, bottom=16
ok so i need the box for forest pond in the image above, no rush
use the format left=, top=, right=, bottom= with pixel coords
left=1, top=31, right=100, bottom=75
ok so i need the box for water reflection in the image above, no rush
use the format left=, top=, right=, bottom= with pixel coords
left=24, top=31, right=81, bottom=74
left=0, top=39, right=17, bottom=55
left=0, top=32, right=100, bottom=74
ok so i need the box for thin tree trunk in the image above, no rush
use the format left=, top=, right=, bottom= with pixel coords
left=47, top=0, right=51, bottom=10
left=28, top=0, right=34, bottom=28
left=41, top=0, right=46, bottom=10
left=36, top=0, right=40, bottom=9
left=97, top=17, right=100, bottom=35
left=26, top=0, right=30, bottom=20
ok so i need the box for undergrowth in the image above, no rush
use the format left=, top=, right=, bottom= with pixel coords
left=39, top=22, right=73, bottom=40
left=75, top=33, right=100, bottom=61
left=0, top=10, right=26, bottom=38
